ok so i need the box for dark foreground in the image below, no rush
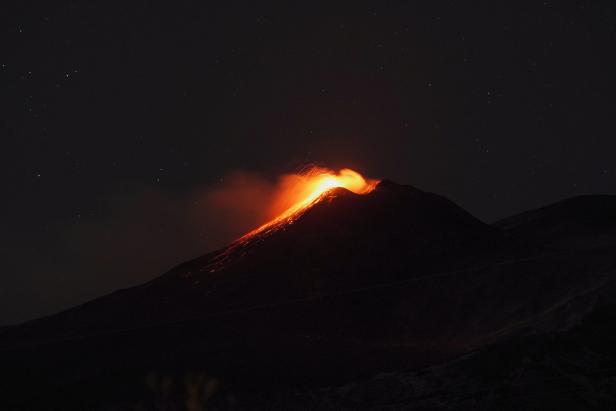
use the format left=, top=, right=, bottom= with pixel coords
left=1, top=182, right=615, bottom=409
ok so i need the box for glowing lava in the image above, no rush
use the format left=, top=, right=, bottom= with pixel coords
left=283, top=167, right=377, bottom=210
left=201, top=167, right=378, bottom=273
left=243, top=167, right=378, bottom=239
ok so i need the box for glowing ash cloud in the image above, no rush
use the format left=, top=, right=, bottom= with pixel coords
left=244, top=166, right=379, bottom=239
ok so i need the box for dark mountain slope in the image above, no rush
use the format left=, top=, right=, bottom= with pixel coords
left=1, top=181, right=615, bottom=410
left=0, top=181, right=503, bottom=345
left=495, top=195, right=616, bottom=249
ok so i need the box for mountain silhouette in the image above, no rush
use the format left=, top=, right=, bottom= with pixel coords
left=1, top=181, right=615, bottom=409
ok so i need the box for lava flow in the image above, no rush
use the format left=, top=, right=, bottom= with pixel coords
left=202, top=167, right=378, bottom=273
left=242, top=167, right=379, bottom=239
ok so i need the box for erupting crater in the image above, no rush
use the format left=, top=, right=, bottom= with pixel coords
left=243, top=167, right=379, bottom=239
left=202, top=167, right=378, bottom=273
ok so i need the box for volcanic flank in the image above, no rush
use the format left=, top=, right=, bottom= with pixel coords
left=2, top=177, right=502, bottom=343
left=1, top=174, right=616, bottom=409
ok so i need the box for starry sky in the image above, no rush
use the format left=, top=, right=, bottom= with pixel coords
left=2, top=1, right=616, bottom=325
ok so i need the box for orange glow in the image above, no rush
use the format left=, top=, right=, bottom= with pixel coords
left=242, top=167, right=378, bottom=239
left=200, top=166, right=379, bottom=273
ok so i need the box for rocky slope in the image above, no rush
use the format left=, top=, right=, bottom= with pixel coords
left=1, top=182, right=615, bottom=409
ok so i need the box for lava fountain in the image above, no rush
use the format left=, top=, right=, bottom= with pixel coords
left=202, top=166, right=379, bottom=273
left=242, top=167, right=379, bottom=239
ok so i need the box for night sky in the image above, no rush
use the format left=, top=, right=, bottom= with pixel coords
left=3, top=1, right=616, bottom=325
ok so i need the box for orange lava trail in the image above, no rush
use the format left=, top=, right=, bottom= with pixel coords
left=242, top=167, right=378, bottom=239
left=201, top=167, right=378, bottom=273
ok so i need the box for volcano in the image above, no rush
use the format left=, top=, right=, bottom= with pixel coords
left=2, top=180, right=616, bottom=409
